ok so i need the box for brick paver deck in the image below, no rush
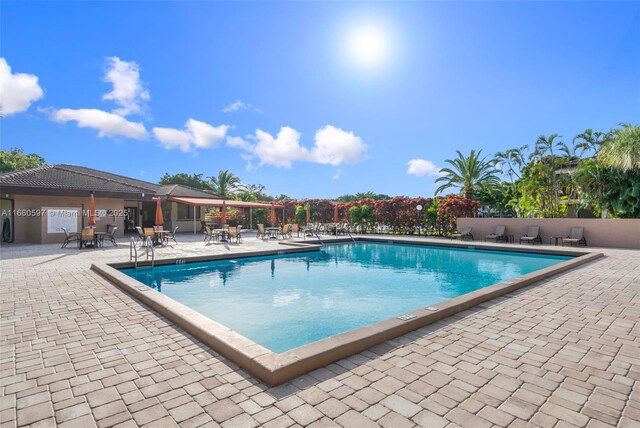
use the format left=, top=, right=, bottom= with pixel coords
left=1, top=234, right=638, bottom=427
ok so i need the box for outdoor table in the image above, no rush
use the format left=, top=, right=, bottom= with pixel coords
left=549, top=236, right=563, bottom=246
left=266, top=227, right=281, bottom=239
left=213, top=229, right=229, bottom=243
left=154, top=230, right=169, bottom=246
left=94, top=232, right=106, bottom=247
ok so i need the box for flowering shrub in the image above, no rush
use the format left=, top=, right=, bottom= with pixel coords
left=436, top=196, right=479, bottom=234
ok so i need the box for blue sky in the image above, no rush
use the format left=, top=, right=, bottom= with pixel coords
left=2, top=1, right=639, bottom=199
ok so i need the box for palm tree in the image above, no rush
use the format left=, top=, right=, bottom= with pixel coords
left=598, top=123, right=640, bottom=171
left=237, top=184, right=266, bottom=202
left=209, top=170, right=242, bottom=198
left=573, top=129, right=609, bottom=158
left=435, top=150, right=500, bottom=199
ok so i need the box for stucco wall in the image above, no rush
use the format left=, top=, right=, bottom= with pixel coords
left=9, top=195, right=126, bottom=244
left=456, top=218, right=640, bottom=249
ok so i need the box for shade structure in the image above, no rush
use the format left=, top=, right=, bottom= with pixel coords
left=270, top=203, right=276, bottom=226
left=334, top=205, right=338, bottom=222
left=88, top=194, right=96, bottom=227
left=220, top=200, right=227, bottom=225
left=155, top=199, right=164, bottom=226
left=306, top=204, right=311, bottom=224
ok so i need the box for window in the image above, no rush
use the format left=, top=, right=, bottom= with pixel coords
left=177, top=203, right=200, bottom=220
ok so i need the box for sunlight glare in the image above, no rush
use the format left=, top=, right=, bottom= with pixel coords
left=348, top=25, right=389, bottom=67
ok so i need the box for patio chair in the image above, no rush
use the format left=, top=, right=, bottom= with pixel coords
left=281, top=224, right=291, bottom=239
left=135, top=226, right=145, bottom=244
left=228, top=226, right=243, bottom=244
left=200, top=220, right=207, bottom=233
left=451, top=228, right=473, bottom=241
left=166, top=227, right=179, bottom=245
left=257, top=224, right=267, bottom=240
left=80, top=228, right=94, bottom=249
left=520, top=226, right=542, bottom=245
left=105, top=226, right=118, bottom=246
left=203, top=226, right=215, bottom=244
left=143, top=228, right=155, bottom=246
left=291, top=223, right=300, bottom=237
left=562, top=227, right=587, bottom=247
left=61, top=227, right=80, bottom=248
left=485, top=225, right=508, bottom=242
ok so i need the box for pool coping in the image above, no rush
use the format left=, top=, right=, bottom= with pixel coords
left=91, top=237, right=603, bottom=386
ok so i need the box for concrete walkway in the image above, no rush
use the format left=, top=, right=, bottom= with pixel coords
left=1, top=233, right=638, bottom=427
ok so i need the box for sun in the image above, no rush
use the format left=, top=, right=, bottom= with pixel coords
left=348, top=25, right=389, bottom=67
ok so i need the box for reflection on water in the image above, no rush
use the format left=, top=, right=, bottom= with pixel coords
left=122, top=242, right=571, bottom=353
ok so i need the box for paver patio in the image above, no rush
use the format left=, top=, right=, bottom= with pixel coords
left=1, top=233, right=638, bottom=427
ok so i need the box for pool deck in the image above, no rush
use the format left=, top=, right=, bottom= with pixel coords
left=1, top=233, right=638, bottom=427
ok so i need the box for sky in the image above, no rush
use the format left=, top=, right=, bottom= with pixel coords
left=1, top=1, right=639, bottom=199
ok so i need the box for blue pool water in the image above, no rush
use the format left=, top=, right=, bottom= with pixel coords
left=121, top=242, right=571, bottom=353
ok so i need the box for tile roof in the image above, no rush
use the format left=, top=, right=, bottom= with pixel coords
left=0, top=164, right=221, bottom=199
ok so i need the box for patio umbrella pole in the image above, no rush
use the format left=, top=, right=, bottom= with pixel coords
left=193, top=206, right=196, bottom=234
left=250, top=208, right=252, bottom=230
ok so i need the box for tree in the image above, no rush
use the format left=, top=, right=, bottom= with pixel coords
left=209, top=170, right=242, bottom=198
left=573, top=129, right=609, bottom=158
left=237, top=184, right=267, bottom=202
left=349, top=205, right=374, bottom=232
left=598, top=123, right=640, bottom=171
left=158, top=172, right=212, bottom=191
left=435, top=149, right=500, bottom=199
left=336, top=192, right=391, bottom=202
left=0, top=148, right=46, bottom=173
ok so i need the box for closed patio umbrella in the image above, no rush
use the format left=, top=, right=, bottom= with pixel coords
left=334, top=205, right=338, bottom=222
left=270, top=202, right=276, bottom=226
left=221, top=200, right=227, bottom=225
left=306, top=204, right=311, bottom=224
left=154, top=199, right=164, bottom=226
left=88, top=193, right=96, bottom=227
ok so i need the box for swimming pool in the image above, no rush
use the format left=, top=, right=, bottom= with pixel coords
left=121, top=242, right=572, bottom=353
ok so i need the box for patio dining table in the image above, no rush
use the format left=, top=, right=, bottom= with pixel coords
left=153, top=230, right=169, bottom=246
left=212, top=229, right=229, bottom=243
left=266, top=227, right=281, bottom=239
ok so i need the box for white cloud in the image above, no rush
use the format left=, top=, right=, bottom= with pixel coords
left=102, top=57, right=150, bottom=116
left=226, top=136, right=253, bottom=151
left=228, top=125, right=367, bottom=169
left=152, top=118, right=230, bottom=152
left=152, top=127, right=191, bottom=152
left=51, top=108, right=147, bottom=139
left=222, top=99, right=262, bottom=114
left=311, top=125, right=367, bottom=166
left=0, top=57, right=44, bottom=116
left=253, top=127, right=310, bottom=168
left=186, top=119, right=229, bottom=148
left=332, top=169, right=342, bottom=180
left=407, top=158, right=442, bottom=177
left=222, top=100, right=248, bottom=113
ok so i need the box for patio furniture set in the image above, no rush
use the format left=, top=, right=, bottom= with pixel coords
left=61, top=226, right=119, bottom=249
left=451, top=225, right=588, bottom=246
left=203, top=225, right=243, bottom=244
left=135, top=226, right=179, bottom=247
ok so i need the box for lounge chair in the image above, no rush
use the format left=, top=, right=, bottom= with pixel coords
left=105, top=226, right=118, bottom=246
left=256, top=224, right=267, bottom=240
left=451, top=228, right=473, bottom=241
left=485, top=225, right=508, bottom=242
left=562, top=227, right=587, bottom=247
left=61, top=227, right=80, bottom=248
left=80, top=228, right=94, bottom=249
left=520, top=226, right=541, bottom=245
